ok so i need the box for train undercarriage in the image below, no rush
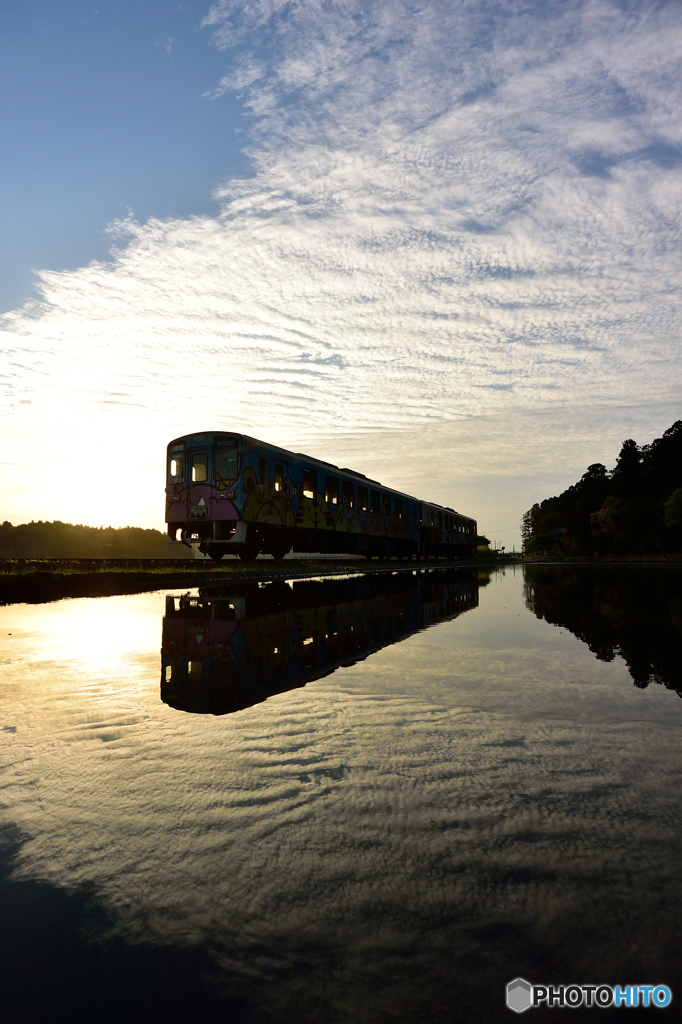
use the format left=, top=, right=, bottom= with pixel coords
left=168, top=521, right=474, bottom=562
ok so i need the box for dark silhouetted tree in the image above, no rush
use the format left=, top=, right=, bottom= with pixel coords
left=522, top=421, right=682, bottom=556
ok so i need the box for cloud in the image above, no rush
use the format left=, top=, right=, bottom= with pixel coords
left=1, top=0, right=681, bottom=534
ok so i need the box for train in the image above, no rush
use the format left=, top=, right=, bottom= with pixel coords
left=161, top=569, right=480, bottom=716
left=165, top=430, right=477, bottom=561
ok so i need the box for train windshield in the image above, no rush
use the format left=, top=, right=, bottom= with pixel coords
left=215, top=437, right=239, bottom=483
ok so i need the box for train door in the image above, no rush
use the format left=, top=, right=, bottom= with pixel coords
left=185, top=442, right=211, bottom=519
left=274, top=460, right=294, bottom=527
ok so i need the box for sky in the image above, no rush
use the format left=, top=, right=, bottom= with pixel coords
left=2, top=0, right=681, bottom=547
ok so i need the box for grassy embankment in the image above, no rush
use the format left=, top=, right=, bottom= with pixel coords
left=0, top=552, right=507, bottom=605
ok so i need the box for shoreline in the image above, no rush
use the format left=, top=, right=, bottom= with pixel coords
left=1, top=555, right=680, bottom=606
left=0, top=556, right=490, bottom=606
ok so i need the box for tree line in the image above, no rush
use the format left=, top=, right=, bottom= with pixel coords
left=522, top=420, right=682, bottom=556
left=0, top=521, right=187, bottom=559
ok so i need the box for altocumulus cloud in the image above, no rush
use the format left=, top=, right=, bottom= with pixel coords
left=1, top=0, right=681, bottom=531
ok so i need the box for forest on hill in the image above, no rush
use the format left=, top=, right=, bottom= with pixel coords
left=522, top=420, right=682, bottom=557
left=0, top=521, right=187, bottom=559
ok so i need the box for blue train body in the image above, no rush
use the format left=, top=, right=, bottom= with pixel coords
left=165, top=430, right=477, bottom=560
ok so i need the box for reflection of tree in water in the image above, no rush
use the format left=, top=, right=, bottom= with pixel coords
left=524, top=565, right=682, bottom=695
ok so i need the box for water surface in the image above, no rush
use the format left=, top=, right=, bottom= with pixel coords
left=1, top=565, right=681, bottom=1022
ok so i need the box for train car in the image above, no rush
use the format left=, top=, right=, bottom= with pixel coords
left=165, top=430, right=477, bottom=561
left=161, top=570, right=480, bottom=715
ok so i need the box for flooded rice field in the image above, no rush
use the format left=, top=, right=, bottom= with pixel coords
left=1, top=564, right=682, bottom=1022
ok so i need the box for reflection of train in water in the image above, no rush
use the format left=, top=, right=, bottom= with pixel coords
left=165, top=431, right=477, bottom=561
left=161, top=569, right=480, bottom=716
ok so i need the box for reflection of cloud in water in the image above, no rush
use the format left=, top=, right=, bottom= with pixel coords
left=1, top=570, right=682, bottom=1020
left=161, top=570, right=480, bottom=716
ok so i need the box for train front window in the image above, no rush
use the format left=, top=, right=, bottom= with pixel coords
left=192, top=454, right=208, bottom=483
left=215, top=441, right=238, bottom=482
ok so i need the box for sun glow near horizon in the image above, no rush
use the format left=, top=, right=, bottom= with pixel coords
left=2, top=0, right=681, bottom=547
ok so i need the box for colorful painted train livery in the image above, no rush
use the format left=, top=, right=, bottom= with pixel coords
left=166, top=431, right=477, bottom=561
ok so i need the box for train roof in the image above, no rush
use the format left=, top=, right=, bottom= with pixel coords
left=168, top=430, right=476, bottom=523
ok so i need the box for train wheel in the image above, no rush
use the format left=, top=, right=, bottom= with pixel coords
left=271, top=545, right=289, bottom=561
left=209, top=548, right=224, bottom=563
left=238, top=544, right=259, bottom=562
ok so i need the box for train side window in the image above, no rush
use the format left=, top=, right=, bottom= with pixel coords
left=215, top=445, right=238, bottom=483
left=259, top=458, right=267, bottom=486
left=358, top=486, right=368, bottom=511
left=168, top=454, right=184, bottom=482
left=342, top=481, right=354, bottom=508
left=395, top=498, right=402, bottom=519
left=382, top=494, right=391, bottom=516
left=192, top=454, right=208, bottom=482
left=275, top=464, right=284, bottom=492
left=325, top=476, right=339, bottom=505
left=370, top=490, right=380, bottom=513
left=303, top=469, right=316, bottom=499
left=437, top=512, right=442, bottom=529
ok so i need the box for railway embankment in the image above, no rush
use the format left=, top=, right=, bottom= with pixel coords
left=0, top=556, right=504, bottom=605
